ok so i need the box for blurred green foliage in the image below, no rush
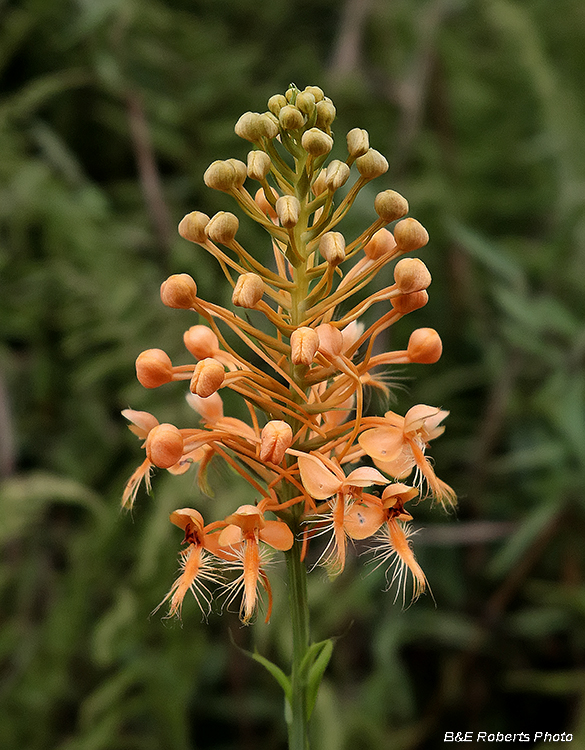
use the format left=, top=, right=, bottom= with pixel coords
left=2, top=0, right=585, bottom=748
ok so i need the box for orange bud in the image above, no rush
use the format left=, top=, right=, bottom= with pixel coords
left=136, top=349, right=173, bottom=388
left=183, top=325, right=220, bottom=359
left=393, top=258, right=432, bottom=294
left=407, top=328, right=442, bottom=364
left=316, top=324, right=343, bottom=359
left=311, top=171, right=328, bottom=196
left=232, top=273, right=264, bottom=308
left=205, top=211, right=239, bottom=244
left=391, top=290, right=429, bottom=313
left=160, top=274, right=198, bottom=308
left=254, top=187, right=278, bottom=221
left=189, top=358, right=225, bottom=398
left=319, top=231, right=346, bottom=265
left=374, top=190, right=409, bottom=222
left=275, top=195, right=301, bottom=228
left=259, top=420, right=293, bottom=464
left=393, top=218, right=429, bottom=252
left=290, top=326, right=319, bottom=365
left=178, top=211, right=210, bottom=244
left=146, top=423, right=184, bottom=468
left=364, top=228, right=397, bottom=260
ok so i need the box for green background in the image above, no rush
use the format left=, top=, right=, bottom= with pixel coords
left=2, top=0, right=585, bottom=747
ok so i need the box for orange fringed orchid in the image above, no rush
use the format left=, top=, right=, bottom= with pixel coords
left=359, top=405, right=456, bottom=509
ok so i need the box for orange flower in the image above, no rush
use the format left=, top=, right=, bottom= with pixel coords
left=218, top=503, right=294, bottom=622
left=359, top=405, right=456, bottom=508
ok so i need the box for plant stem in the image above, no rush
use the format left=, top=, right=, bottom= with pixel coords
left=285, top=532, right=311, bottom=750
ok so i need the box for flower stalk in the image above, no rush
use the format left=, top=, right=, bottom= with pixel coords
left=121, top=83, right=455, bottom=747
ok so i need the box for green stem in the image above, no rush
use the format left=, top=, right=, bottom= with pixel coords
left=285, top=532, right=311, bottom=750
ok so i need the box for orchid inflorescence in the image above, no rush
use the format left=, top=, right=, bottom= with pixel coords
left=123, top=83, right=455, bottom=624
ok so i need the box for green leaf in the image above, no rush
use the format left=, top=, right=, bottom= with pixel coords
left=306, top=639, right=334, bottom=719
left=249, top=651, right=293, bottom=706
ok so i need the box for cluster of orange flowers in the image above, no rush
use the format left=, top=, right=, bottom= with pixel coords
left=123, top=84, right=455, bottom=623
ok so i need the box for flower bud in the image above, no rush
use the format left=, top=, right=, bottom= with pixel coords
left=189, top=358, right=225, bottom=398
left=290, top=326, right=319, bottom=365
left=279, top=105, right=305, bottom=130
left=205, top=211, right=239, bottom=244
left=183, top=325, right=219, bottom=359
left=178, top=211, right=210, bottom=244
left=316, top=324, right=344, bottom=359
left=258, top=112, right=279, bottom=139
left=407, top=328, right=442, bottom=364
left=295, top=91, right=316, bottom=116
left=301, top=128, right=333, bottom=156
left=260, top=420, right=293, bottom=464
left=204, top=160, right=242, bottom=192
left=247, top=150, right=271, bottom=181
left=146, top=423, right=184, bottom=469
left=346, top=127, right=369, bottom=158
left=355, top=149, right=388, bottom=179
left=275, top=195, right=301, bottom=228
left=319, top=231, right=346, bottom=265
left=311, top=171, right=328, bottom=196
left=160, top=274, right=198, bottom=309
left=267, top=94, right=287, bottom=115
left=304, top=85, right=325, bottom=102
left=315, top=99, right=336, bottom=129
left=227, top=158, right=247, bottom=186
left=391, top=290, right=429, bottom=313
left=393, top=218, right=429, bottom=252
left=235, top=112, right=278, bottom=141
left=364, top=228, right=397, bottom=260
left=325, top=160, right=350, bottom=191
left=232, top=272, right=264, bottom=308
left=254, top=187, right=279, bottom=221
left=136, top=349, right=174, bottom=388
left=374, top=190, right=409, bottom=222
left=393, top=258, right=432, bottom=294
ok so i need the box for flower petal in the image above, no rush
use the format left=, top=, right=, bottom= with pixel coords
left=297, top=454, right=342, bottom=499
left=260, top=520, right=294, bottom=550
left=358, top=427, right=404, bottom=463
left=345, top=466, right=390, bottom=487
left=344, top=501, right=385, bottom=539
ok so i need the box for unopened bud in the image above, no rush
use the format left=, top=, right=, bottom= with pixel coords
left=258, top=112, right=279, bottom=139
left=205, top=211, right=239, bottom=244
left=204, top=160, right=242, bottom=192
left=407, top=328, right=442, bottom=364
left=279, top=105, right=305, bottom=130
left=227, top=158, right=247, bottom=186
left=295, top=91, right=316, bottom=116
left=178, top=211, right=210, bottom=244
left=393, top=258, right=432, bottom=294
left=235, top=112, right=278, bottom=141
left=391, top=290, right=429, bottom=313
left=160, top=274, right=198, bottom=309
left=267, top=94, right=287, bottom=115
left=374, top=190, right=409, bottom=222
left=312, top=171, right=328, bottom=196
left=136, top=349, right=174, bottom=388
left=290, top=327, right=319, bottom=365
left=247, top=151, right=271, bottom=181
left=319, top=232, right=346, bottom=265
left=232, top=272, right=264, bottom=308
left=355, top=149, right=388, bottom=179
left=364, top=228, right=397, bottom=260
left=260, top=420, right=293, bottom=464
left=304, top=85, right=325, bottom=102
left=189, top=358, right=225, bottom=398
left=317, top=324, right=344, bottom=359
left=393, top=218, right=429, bottom=252
left=315, top=99, right=336, bottom=129
left=254, top=187, right=278, bottom=221
left=146, top=423, right=184, bottom=469
left=183, top=325, right=219, bottom=359
left=325, top=160, right=350, bottom=190
left=301, top=128, right=333, bottom=156
left=346, top=128, right=370, bottom=159
left=275, top=195, right=301, bottom=228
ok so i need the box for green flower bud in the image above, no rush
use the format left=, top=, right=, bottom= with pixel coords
left=304, top=85, right=325, bottom=102
left=315, top=99, right=336, bottom=129
left=267, top=94, right=287, bottom=115
left=301, top=127, right=333, bottom=156
left=374, top=190, right=409, bottom=223
left=295, top=91, right=316, bottom=116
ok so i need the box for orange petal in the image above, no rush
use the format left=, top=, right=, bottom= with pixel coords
left=218, top=524, right=243, bottom=547
left=358, top=427, right=404, bottom=463
left=344, top=501, right=385, bottom=540
left=297, top=454, right=342, bottom=499
left=345, top=466, right=390, bottom=487
left=260, top=520, right=294, bottom=550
